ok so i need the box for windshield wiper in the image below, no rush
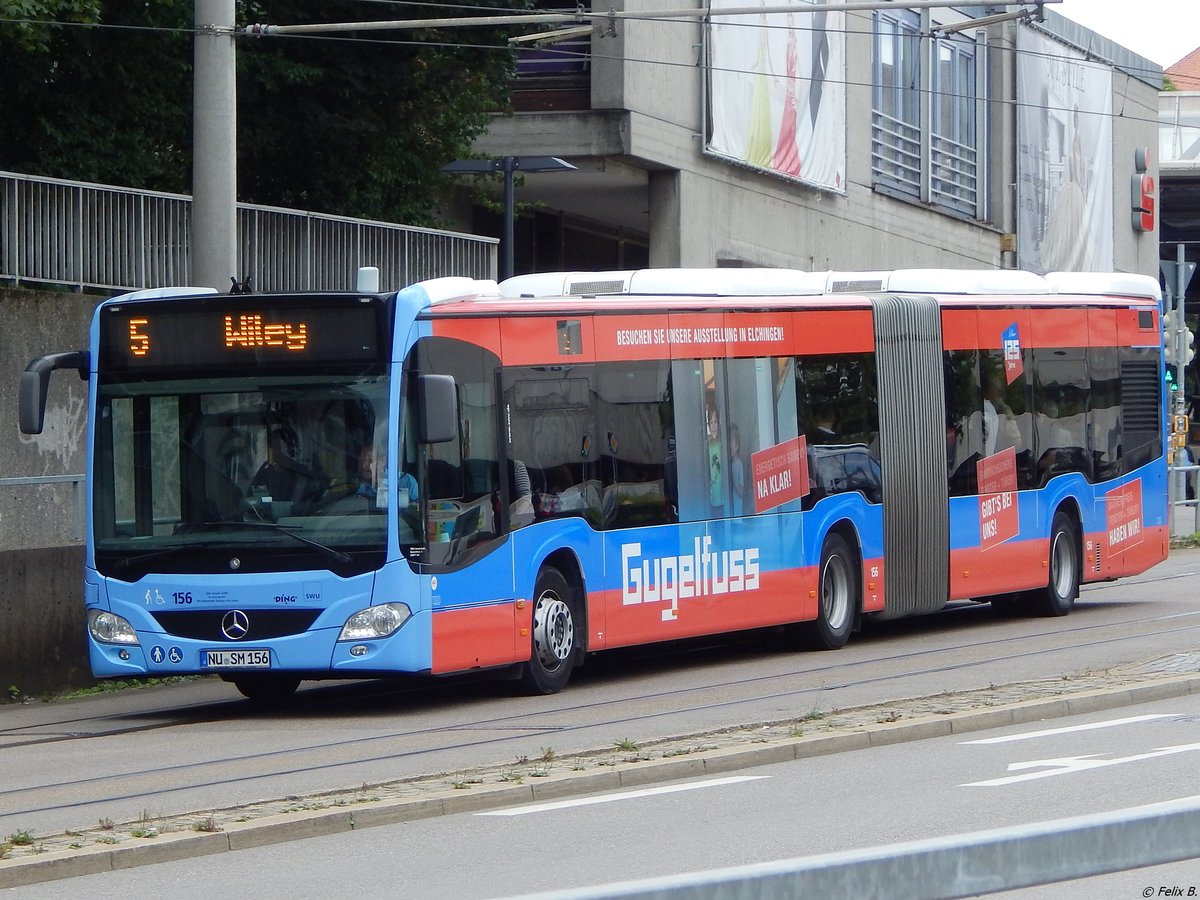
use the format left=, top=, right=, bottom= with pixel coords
left=114, top=520, right=351, bottom=572
left=196, top=520, right=353, bottom=565
left=114, top=543, right=196, bottom=573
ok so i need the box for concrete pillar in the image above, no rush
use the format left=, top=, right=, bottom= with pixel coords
left=648, top=169, right=682, bottom=267
left=192, top=0, right=238, bottom=291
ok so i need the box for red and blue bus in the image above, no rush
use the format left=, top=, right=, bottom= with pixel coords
left=19, top=267, right=1169, bottom=700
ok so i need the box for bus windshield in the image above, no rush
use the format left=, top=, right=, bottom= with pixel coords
left=93, top=372, right=390, bottom=579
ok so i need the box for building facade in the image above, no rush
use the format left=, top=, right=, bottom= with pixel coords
left=449, top=2, right=1163, bottom=278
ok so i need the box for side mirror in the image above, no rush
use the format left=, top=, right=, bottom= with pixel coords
left=19, top=351, right=89, bottom=434
left=418, top=374, right=458, bottom=444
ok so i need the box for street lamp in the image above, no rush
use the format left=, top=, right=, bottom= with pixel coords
left=442, top=156, right=576, bottom=281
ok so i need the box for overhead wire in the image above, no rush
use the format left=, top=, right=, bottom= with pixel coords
left=1, top=3, right=1182, bottom=264
left=0, top=3, right=1175, bottom=132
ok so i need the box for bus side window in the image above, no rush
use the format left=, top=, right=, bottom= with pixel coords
left=595, top=361, right=675, bottom=528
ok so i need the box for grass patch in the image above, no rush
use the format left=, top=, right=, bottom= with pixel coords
left=49, top=676, right=197, bottom=702
left=1171, top=533, right=1200, bottom=550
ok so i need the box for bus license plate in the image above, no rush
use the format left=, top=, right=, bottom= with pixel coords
left=203, top=649, right=271, bottom=669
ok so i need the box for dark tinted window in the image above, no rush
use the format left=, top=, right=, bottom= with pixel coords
left=503, top=366, right=600, bottom=528
left=797, top=353, right=882, bottom=506
left=411, top=337, right=503, bottom=564
left=979, top=349, right=1035, bottom=489
left=595, top=361, right=676, bottom=528
left=1088, top=345, right=1122, bottom=481
left=944, top=349, right=981, bottom=496
left=1031, top=347, right=1092, bottom=485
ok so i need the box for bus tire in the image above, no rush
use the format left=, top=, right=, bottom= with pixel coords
left=518, top=566, right=579, bottom=695
left=809, top=533, right=857, bottom=650
left=231, top=676, right=300, bottom=703
left=1026, top=511, right=1080, bottom=617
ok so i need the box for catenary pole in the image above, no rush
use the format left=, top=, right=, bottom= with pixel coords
left=193, top=0, right=238, bottom=291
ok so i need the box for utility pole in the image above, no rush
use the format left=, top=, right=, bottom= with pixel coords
left=192, top=0, right=238, bottom=291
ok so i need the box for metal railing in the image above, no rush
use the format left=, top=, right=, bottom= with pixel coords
left=0, top=475, right=86, bottom=543
left=517, top=794, right=1200, bottom=899
left=1, top=171, right=498, bottom=293
left=1170, top=463, right=1200, bottom=535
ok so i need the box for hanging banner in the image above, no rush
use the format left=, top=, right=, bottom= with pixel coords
left=1016, top=28, right=1113, bottom=273
left=707, top=0, right=846, bottom=193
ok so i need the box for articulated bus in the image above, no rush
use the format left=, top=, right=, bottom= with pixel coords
left=19, top=267, right=1168, bottom=700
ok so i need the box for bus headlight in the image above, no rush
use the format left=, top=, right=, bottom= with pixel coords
left=338, top=603, right=411, bottom=641
left=88, top=609, right=139, bottom=645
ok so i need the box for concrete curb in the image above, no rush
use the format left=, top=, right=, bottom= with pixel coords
left=4, top=674, right=1200, bottom=888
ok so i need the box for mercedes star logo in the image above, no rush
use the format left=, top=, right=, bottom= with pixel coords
left=221, top=609, right=250, bottom=641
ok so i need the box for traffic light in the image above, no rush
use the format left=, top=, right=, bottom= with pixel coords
left=1163, top=310, right=1196, bottom=366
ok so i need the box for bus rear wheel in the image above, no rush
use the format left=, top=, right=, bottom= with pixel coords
left=808, top=533, right=857, bottom=650
left=1024, top=511, right=1080, bottom=617
left=518, top=566, right=579, bottom=695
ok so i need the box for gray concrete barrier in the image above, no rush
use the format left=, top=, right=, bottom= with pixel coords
left=0, top=545, right=90, bottom=696
left=516, top=795, right=1200, bottom=899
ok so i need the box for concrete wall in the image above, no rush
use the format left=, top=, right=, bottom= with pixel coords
left=2, top=286, right=102, bottom=694
left=0, top=546, right=90, bottom=695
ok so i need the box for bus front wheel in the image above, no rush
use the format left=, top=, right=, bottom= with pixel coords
left=518, top=566, right=579, bottom=695
left=230, top=676, right=300, bottom=703
left=809, top=533, right=857, bottom=650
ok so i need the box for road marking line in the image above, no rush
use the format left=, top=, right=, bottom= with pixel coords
left=960, top=714, right=1177, bottom=745
left=962, top=742, right=1200, bottom=786
left=476, top=775, right=770, bottom=817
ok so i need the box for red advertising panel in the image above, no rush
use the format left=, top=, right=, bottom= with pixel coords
left=666, top=312, right=730, bottom=357
left=1106, top=480, right=1144, bottom=549
left=978, top=447, right=1019, bottom=550
left=751, top=435, right=809, bottom=513
left=592, top=314, right=672, bottom=362
left=723, top=311, right=794, bottom=358
left=794, top=308, right=875, bottom=355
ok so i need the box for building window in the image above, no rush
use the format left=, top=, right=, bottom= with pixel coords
left=872, top=11, right=987, bottom=219
left=931, top=35, right=978, bottom=215
left=872, top=9, right=921, bottom=196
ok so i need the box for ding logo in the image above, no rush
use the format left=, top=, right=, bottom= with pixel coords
left=221, top=609, right=250, bottom=641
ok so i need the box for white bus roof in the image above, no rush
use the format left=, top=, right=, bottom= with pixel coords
left=500, top=268, right=827, bottom=298
left=491, top=268, right=1162, bottom=303
left=1043, top=271, right=1161, bottom=302
left=825, top=269, right=1055, bottom=295
left=410, top=276, right=501, bottom=304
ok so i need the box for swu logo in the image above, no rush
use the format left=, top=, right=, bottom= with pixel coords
left=622, top=536, right=760, bottom=622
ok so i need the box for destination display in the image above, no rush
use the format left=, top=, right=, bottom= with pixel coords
left=99, top=296, right=387, bottom=371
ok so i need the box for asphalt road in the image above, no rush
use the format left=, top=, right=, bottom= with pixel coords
left=2, top=549, right=1199, bottom=869
left=9, top=688, right=1200, bottom=897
